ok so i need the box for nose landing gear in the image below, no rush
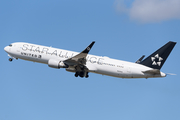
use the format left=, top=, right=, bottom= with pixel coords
left=9, top=58, right=13, bottom=62
left=8, top=57, right=18, bottom=62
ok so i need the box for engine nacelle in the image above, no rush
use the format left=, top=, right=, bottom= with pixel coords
left=48, top=59, right=68, bottom=69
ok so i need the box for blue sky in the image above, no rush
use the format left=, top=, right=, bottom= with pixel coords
left=1, top=0, right=180, bottom=120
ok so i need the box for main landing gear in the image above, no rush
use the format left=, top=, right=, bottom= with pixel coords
left=75, top=72, right=89, bottom=78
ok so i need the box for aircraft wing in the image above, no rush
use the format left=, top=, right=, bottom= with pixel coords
left=64, top=41, right=95, bottom=66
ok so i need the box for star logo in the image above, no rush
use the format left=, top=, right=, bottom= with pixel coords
left=151, top=54, right=163, bottom=66
left=87, top=47, right=90, bottom=51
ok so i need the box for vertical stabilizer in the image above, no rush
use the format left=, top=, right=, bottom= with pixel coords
left=140, top=41, right=176, bottom=70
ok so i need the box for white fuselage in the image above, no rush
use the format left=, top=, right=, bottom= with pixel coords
left=4, top=42, right=166, bottom=78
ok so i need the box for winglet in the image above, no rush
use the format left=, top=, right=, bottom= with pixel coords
left=64, top=41, right=95, bottom=65
left=82, top=41, right=95, bottom=54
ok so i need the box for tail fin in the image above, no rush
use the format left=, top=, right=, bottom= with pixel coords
left=140, top=41, right=176, bottom=70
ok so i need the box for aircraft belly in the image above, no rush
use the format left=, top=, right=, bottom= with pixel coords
left=95, top=65, right=117, bottom=77
left=95, top=65, right=132, bottom=78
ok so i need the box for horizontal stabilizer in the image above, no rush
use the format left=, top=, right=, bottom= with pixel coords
left=136, top=55, right=145, bottom=63
left=142, top=69, right=160, bottom=75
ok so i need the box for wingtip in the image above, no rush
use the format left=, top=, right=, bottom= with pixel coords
left=169, top=41, right=177, bottom=44
left=91, top=41, right=95, bottom=46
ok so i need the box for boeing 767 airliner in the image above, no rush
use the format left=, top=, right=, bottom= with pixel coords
left=4, top=41, right=176, bottom=78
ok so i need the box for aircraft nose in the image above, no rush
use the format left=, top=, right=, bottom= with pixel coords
left=4, top=46, right=8, bottom=52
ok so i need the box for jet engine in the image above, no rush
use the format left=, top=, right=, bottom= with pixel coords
left=48, top=59, right=68, bottom=69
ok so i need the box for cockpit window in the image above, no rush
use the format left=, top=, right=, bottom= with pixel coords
left=9, top=44, right=12, bottom=47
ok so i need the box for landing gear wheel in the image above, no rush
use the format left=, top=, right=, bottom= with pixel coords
left=74, top=71, right=89, bottom=78
left=79, top=72, right=84, bottom=78
left=9, top=58, right=13, bottom=62
left=85, top=74, right=89, bottom=78
left=75, top=73, right=79, bottom=77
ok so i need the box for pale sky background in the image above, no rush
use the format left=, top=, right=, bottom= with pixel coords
left=1, top=0, right=180, bottom=120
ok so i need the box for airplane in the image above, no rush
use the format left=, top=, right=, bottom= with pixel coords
left=4, top=41, right=176, bottom=79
